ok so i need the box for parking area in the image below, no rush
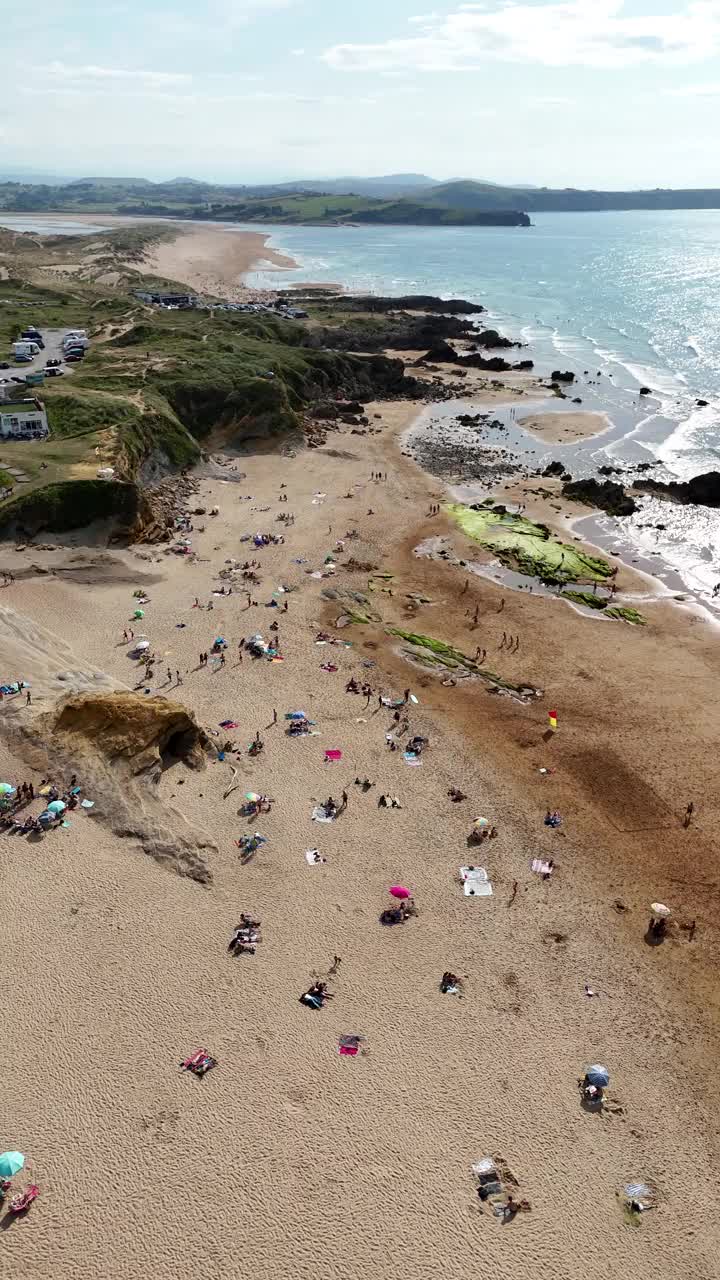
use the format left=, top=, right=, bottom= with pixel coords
left=0, top=327, right=78, bottom=393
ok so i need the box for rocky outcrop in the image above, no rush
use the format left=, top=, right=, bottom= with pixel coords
left=636, top=469, right=720, bottom=508
left=472, top=329, right=520, bottom=350
left=415, top=343, right=533, bottom=373
left=551, top=370, right=575, bottom=383
left=542, top=460, right=566, bottom=477
left=562, top=477, right=637, bottom=516
left=12, top=692, right=217, bottom=883
left=309, top=311, right=483, bottom=354
left=47, top=692, right=212, bottom=774
left=283, top=293, right=484, bottom=314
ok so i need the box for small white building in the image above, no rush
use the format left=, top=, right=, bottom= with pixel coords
left=0, top=398, right=49, bottom=440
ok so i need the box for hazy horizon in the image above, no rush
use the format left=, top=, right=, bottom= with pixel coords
left=2, top=1, right=720, bottom=187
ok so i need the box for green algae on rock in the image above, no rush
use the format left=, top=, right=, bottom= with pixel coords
left=447, top=504, right=614, bottom=585
left=559, top=590, right=647, bottom=624
left=388, top=628, right=540, bottom=699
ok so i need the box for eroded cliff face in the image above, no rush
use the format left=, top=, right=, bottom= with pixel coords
left=7, top=690, right=217, bottom=884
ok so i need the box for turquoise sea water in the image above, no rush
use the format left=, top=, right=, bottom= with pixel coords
left=244, top=213, right=720, bottom=606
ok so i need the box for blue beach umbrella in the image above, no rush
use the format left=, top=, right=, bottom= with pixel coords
left=585, top=1064, right=610, bottom=1088
left=47, top=800, right=66, bottom=815
left=0, top=1151, right=24, bottom=1178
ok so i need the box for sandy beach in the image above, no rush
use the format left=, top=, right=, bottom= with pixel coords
left=0, top=214, right=298, bottom=300
left=518, top=409, right=612, bottom=443
left=1, top=222, right=719, bottom=1279
left=136, top=223, right=297, bottom=299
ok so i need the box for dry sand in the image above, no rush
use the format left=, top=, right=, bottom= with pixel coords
left=1, top=220, right=719, bottom=1275
left=518, top=409, right=612, bottom=443
left=1, top=391, right=719, bottom=1280
left=135, top=224, right=297, bottom=300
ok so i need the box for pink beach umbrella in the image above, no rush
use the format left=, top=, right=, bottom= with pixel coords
left=324, top=749, right=342, bottom=763
left=389, top=885, right=411, bottom=899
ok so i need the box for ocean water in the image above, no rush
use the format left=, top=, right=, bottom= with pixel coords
left=244, top=213, right=720, bottom=608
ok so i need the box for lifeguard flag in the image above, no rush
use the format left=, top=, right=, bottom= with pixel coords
left=548, top=710, right=558, bottom=730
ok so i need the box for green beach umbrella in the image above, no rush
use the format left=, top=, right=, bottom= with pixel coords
left=0, top=783, right=16, bottom=795
left=47, top=800, right=66, bottom=815
left=0, top=1151, right=24, bottom=1178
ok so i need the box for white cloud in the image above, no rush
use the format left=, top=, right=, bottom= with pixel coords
left=40, top=61, right=191, bottom=86
left=670, top=80, right=720, bottom=94
left=323, top=0, right=720, bottom=72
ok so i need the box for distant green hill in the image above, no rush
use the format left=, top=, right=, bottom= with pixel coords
left=0, top=180, right=529, bottom=227
left=417, top=179, right=720, bottom=213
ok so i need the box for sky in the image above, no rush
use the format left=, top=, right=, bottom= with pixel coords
left=3, top=0, right=720, bottom=187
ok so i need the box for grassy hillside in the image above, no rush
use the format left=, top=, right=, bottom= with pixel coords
left=0, top=274, right=423, bottom=535
left=0, top=181, right=529, bottom=226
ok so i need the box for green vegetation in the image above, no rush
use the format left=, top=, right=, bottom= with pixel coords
left=0, top=259, right=419, bottom=534
left=0, top=469, right=14, bottom=490
left=0, top=180, right=529, bottom=226
left=447, top=504, right=614, bottom=585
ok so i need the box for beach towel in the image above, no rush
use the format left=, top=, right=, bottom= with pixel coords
left=80, top=799, right=94, bottom=809
left=312, top=807, right=335, bottom=823
left=531, top=858, right=553, bottom=876
left=403, top=752, right=422, bottom=766
left=324, top=749, right=342, bottom=763
left=460, top=866, right=489, bottom=882
left=305, top=849, right=325, bottom=865
left=219, top=720, right=239, bottom=728
left=464, top=880, right=493, bottom=897
left=338, top=1035, right=362, bottom=1056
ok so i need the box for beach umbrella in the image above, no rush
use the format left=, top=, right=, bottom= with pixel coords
left=0, top=1151, right=24, bottom=1179
left=286, top=711, right=308, bottom=720
left=135, top=640, right=150, bottom=652
left=0, top=783, right=16, bottom=795
left=215, top=637, right=226, bottom=645
left=389, top=885, right=411, bottom=899
left=47, top=800, right=66, bottom=815
left=245, top=792, right=261, bottom=803
left=133, top=609, right=144, bottom=619
left=650, top=902, right=672, bottom=918
left=473, top=816, right=490, bottom=829
left=585, top=1064, right=610, bottom=1088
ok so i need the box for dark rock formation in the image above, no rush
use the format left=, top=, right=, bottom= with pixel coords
left=543, top=460, right=565, bottom=477
left=415, top=343, right=533, bottom=373
left=639, top=386, right=651, bottom=396
left=286, top=292, right=483, bottom=314
left=551, top=370, right=575, bottom=383
left=562, top=477, right=637, bottom=516
left=697, top=399, right=708, bottom=407
left=636, top=470, right=720, bottom=507
left=473, top=329, right=520, bottom=349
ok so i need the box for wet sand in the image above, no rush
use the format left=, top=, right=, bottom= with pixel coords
left=518, top=409, right=612, bottom=444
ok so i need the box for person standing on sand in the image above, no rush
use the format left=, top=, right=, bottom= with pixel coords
left=167, top=668, right=173, bottom=684
left=176, top=671, right=182, bottom=686
left=683, top=802, right=694, bottom=829
left=26, top=690, right=31, bottom=706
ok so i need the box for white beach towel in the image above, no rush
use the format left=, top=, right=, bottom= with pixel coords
left=460, top=866, right=488, bottom=882
left=531, top=858, right=553, bottom=876
left=464, top=880, right=493, bottom=897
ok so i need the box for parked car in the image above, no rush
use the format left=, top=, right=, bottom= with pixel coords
left=10, top=375, right=26, bottom=384
left=46, top=358, right=61, bottom=368
left=0, top=362, right=9, bottom=370
left=64, top=352, right=84, bottom=363
left=45, top=367, right=64, bottom=377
